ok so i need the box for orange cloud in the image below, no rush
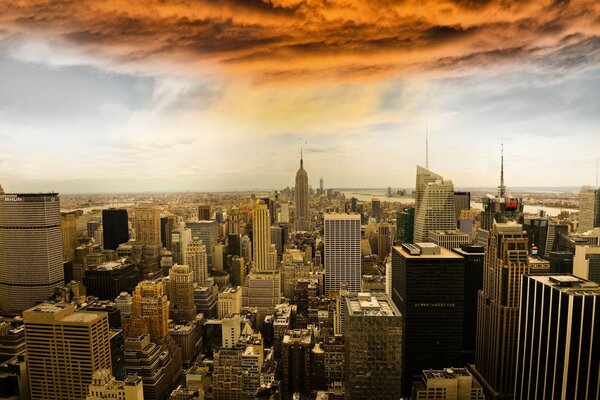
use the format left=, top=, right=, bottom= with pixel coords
left=1, top=0, right=599, bottom=82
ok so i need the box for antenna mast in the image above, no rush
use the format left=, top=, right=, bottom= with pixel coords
left=498, top=139, right=506, bottom=198
left=426, top=126, right=429, bottom=170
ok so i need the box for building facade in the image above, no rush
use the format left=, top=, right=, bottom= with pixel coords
left=515, top=274, right=600, bottom=400
left=413, top=167, right=456, bottom=243
left=24, top=303, right=112, bottom=400
left=324, top=213, right=361, bottom=295
left=0, top=193, right=64, bottom=315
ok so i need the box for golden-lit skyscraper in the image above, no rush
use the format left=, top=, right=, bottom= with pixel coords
left=294, top=151, right=309, bottom=231
left=0, top=193, right=64, bottom=315
left=123, top=281, right=170, bottom=344
left=253, top=200, right=276, bottom=271
left=413, top=166, right=456, bottom=243
left=471, top=222, right=532, bottom=400
left=186, top=237, right=208, bottom=285
left=167, top=265, right=196, bottom=323
left=578, top=187, right=600, bottom=233
left=133, top=204, right=161, bottom=245
left=61, top=212, right=78, bottom=262
left=23, top=303, right=112, bottom=400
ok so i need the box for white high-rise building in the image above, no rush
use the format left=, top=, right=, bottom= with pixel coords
left=253, top=200, right=276, bottom=271
left=413, top=166, right=456, bottom=243
left=186, top=237, right=208, bottom=286
left=324, top=213, right=361, bottom=295
left=222, top=314, right=241, bottom=348
left=294, top=152, right=309, bottom=231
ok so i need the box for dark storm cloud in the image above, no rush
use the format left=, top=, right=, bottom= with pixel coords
left=0, top=0, right=598, bottom=81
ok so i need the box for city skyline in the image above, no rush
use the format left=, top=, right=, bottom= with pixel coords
left=1, top=1, right=600, bottom=192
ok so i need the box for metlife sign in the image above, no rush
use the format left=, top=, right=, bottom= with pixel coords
left=1, top=194, right=59, bottom=203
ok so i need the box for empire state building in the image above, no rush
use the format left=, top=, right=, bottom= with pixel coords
left=295, top=151, right=309, bottom=231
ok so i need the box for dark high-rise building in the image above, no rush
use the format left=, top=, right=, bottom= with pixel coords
left=280, top=329, right=314, bottom=397
left=371, top=198, right=381, bottom=221
left=524, top=216, right=549, bottom=256
left=391, top=243, right=464, bottom=396
left=480, top=144, right=524, bottom=231
left=82, top=260, right=140, bottom=301
left=548, top=251, right=574, bottom=274
left=102, top=209, right=129, bottom=250
left=543, top=223, right=569, bottom=258
left=396, top=207, right=414, bottom=244
left=515, top=274, right=600, bottom=400
left=480, top=196, right=524, bottom=231
left=160, top=215, right=177, bottom=251
left=0, top=193, right=64, bottom=315
left=197, top=204, right=211, bottom=221
left=454, top=191, right=471, bottom=227
left=344, top=292, right=403, bottom=400
left=452, top=244, right=484, bottom=364
left=471, top=222, right=531, bottom=400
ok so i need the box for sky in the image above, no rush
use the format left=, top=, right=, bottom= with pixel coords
left=0, top=0, right=599, bottom=193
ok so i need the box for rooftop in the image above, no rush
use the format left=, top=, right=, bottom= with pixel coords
left=531, top=274, right=600, bottom=295
left=346, top=292, right=401, bottom=317
left=395, top=244, right=463, bottom=259
left=423, top=368, right=473, bottom=381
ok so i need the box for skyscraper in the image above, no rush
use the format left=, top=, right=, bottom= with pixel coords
left=344, top=292, right=403, bottom=400
left=515, top=274, right=600, bottom=400
left=454, top=191, right=471, bottom=227
left=0, top=193, right=64, bottom=315
left=396, top=207, right=415, bottom=244
left=167, top=265, right=196, bottom=323
left=252, top=200, right=276, bottom=272
left=377, top=221, right=392, bottom=262
left=186, top=220, right=218, bottom=271
left=391, top=243, right=464, bottom=396
left=133, top=204, right=161, bottom=245
left=452, top=244, right=485, bottom=364
left=471, top=222, right=531, bottom=400
left=197, top=204, right=212, bottom=221
left=324, top=213, right=361, bottom=295
left=371, top=198, right=381, bottom=221
left=573, top=244, right=600, bottom=283
left=319, top=177, right=324, bottom=196
left=61, top=212, right=78, bottom=262
left=123, top=281, right=170, bottom=344
left=579, top=187, right=600, bottom=233
left=480, top=145, right=524, bottom=231
left=102, top=209, right=129, bottom=251
left=413, top=166, right=456, bottom=243
left=186, top=237, right=208, bottom=286
left=24, top=303, right=112, bottom=400
left=294, top=150, right=309, bottom=231
left=171, top=226, right=192, bottom=265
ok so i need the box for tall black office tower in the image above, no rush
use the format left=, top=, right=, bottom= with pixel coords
left=452, top=243, right=484, bottom=364
left=515, top=274, right=600, bottom=400
left=391, top=243, right=465, bottom=396
left=102, top=208, right=129, bottom=250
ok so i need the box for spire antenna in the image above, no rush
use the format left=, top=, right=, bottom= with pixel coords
left=498, top=138, right=506, bottom=198
left=426, top=126, right=429, bottom=170
left=596, top=158, right=598, bottom=189
left=300, top=146, right=303, bottom=169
